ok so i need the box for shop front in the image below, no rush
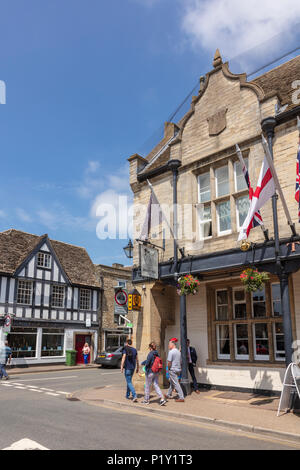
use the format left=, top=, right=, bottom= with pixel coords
left=1, top=322, right=98, bottom=366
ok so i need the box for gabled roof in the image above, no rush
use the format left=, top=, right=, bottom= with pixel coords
left=0, top=229, right=101, bottom=288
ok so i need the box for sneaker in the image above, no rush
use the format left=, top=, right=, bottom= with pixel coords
left=164, top=394, right=171, bottom=400
left=175, top=398, right=185, bottom=402
left=4, top=376, right=9, bottom=381
left=141, top=399, right=150, bottom=405
left=194, top=390, right=200, bottom=394
left=132, top=397, right=138, bottom=403
left=160, top=399, right=167, bottom=406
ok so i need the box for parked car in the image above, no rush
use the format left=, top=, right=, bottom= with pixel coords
left=96, top=346, right=123, bottom=368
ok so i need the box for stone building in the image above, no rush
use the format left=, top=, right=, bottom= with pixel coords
left=128, top=51, right=300, bottom=392
left=95, top=263, right=134, bottom=352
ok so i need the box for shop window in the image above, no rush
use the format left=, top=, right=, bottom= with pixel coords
left=216, top=290, right=228, bottom=320
left=272, top=283, right=282, bottom=317
left=253, top=323, right=269, bottom=360
left=252, top=288, right=266, bottom=318
left=274, top=323, right=285, bottom=361
left=210, top=281, right=286, bottom=364
left=234, top=324, right=249, bottom=360
left=216, top=325, right=230, bottom=359
left=9, top=327, right=37, bottom=358
left=41, top=328, right=64, bottom=357
left=105, top=333, right=128, bottom=352
left=233, top=288, right=247, bottom=319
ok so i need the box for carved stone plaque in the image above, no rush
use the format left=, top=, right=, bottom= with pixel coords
left=207, top=107, right=228, bottom=136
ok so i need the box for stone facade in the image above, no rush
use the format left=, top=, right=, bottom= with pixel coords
left=95, top=263, right=135, bottom=352
left=128, top=52, right=300, bottom=392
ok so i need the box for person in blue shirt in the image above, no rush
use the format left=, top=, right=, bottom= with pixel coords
left=121, top=339, right=139, bottom=402
left=141, top=342, right=166, bottom=406
left=0, top=340, right=12, bottom=380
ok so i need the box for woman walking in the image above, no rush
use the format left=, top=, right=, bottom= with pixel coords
left=82, top=343, right=90, bottom=365
left=141, top=342, right=166, bottom=406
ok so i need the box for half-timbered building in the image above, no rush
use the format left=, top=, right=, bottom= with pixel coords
left=0, top=229, right=101, bottom=365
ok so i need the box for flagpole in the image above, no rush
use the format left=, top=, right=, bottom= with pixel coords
left=261, top=136, right=297, bottom=236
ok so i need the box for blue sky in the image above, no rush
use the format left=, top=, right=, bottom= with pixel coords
left=0, top=0, right=300, bottom=266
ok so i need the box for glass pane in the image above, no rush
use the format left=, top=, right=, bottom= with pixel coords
left=235, top=303, right=247, bottom=319
left=199, top=172, right=211, bottom=202
left=41, top=333, right=64, bottom=357
left=253, top=288, right=266, bottom=318
left=274, top=323, right=285, bottom=360
left=9, top=333, right=37, bottom=358
left=272, top=284, right=282, bottom=317
left=236, top=196, right=250, bottom=228
left=216, top=166, right=229, bottom=197
left=234, top=290, right=245, bottom=302
left=236, top=324, right=248, bottom=338
left=235, top=159, right=248, bottom=191
left=217, top=325, right=230, bottom=356
left=255, top=323, right=269, bottom=356
left=237, top=340, right=249, bottom=355
left=106, top=335, right=119, bottom=352
left=217, top=306, right=228, bottom=320
left=217, top=290, right=228, bottom=305
left=217, top=201, right=231, bottom=233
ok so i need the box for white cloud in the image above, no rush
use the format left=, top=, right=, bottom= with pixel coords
left=181, top=0, right=300, bottom=59
left=16, top=208, right=32, bottom=223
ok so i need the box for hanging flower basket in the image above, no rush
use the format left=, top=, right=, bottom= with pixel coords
left=177, top=274, right=200, bottom=296
left=240, top=268, right=269, bottom=292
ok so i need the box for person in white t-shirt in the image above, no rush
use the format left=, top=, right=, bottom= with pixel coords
left=164, top=340, right=185, bottom=402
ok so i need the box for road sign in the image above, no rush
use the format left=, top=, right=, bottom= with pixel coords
left=128, top=289, right=141, bottom=311
left=3, top=314, right=12, bottom=333
left=114, top=288, right=128, bottom=315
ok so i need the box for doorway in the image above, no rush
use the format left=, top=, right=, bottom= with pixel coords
left=75, top=334, right=92, bottom=364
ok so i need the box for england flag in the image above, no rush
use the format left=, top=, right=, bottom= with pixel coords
left=295, top=134, right=300, bottom=222
left=238, top=151, right=275, bottom=241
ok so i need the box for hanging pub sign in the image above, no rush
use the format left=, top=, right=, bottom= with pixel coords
left=114, top=287, right=128, bottom=316
left=128, top=289, right=141, bottom=311
left=140, top=244, right=159, bottom=279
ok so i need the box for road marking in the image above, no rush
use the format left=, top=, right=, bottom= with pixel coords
left=3, top=438, right=49, bottom=450
left=39, top=388, right=55, bottom=391
left=8, top=376, right=78, bottom=382
left=56, top=391, right=69, bottom=395
left=45, top=392, right=60, bottom=397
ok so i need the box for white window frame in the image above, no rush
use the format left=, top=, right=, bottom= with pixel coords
left=234, top=324, right=249, bottom=360
left=271, top=283, right=282, bottom=318
left=51, top=285, right=65, bottom=308
left=197, top=203, right=212, bottom=241
left=233, top=287, right=247, bottom=320
left=215, top=165, right=229, bottom=198
left=117, top=280, right=127, bottom=288
left=79, top=288, right=91, bottom=310
left=234, top=158, right=248, bottom=192
left=216, top=200, right=231, bottom=236
left=216, top=324, right=230, bottom=360
left=198, top=171, right=211, bottom=203
left=215, top=289, right=229, bottom=321
left=17, top=280, right=33, bottom=305
left=37, top=252, right=51, bottom=268
left=236, top=195, right=250, bottom=231
left=273, top=323, right=285, bottom=362
left=253, top=323, right=270, bottom=361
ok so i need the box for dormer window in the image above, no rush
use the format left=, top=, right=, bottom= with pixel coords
left=37, top=252, right=51, bottom=268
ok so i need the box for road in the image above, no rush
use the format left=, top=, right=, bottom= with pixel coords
left=0, top=368, right=298, bottom=451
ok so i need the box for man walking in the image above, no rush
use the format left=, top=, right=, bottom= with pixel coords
left=0, top=340, right=12, bottom=380
left=165, top=340, right=185, bottom=402
left=187, top=339, right=200, bottom=394
left=121, top=339, right=139, bottom=402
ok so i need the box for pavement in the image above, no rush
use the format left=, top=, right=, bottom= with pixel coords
left=5, top=363, right=100, bottom=375
left=70, top=384, right=300, bottom=444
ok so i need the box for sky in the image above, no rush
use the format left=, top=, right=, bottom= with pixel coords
left=0, top=0, right=300, bottom=266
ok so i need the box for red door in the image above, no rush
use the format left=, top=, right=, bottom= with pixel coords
left=75, top=335, right=91, bottom=364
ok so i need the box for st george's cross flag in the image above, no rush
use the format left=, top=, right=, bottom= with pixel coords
left=236, top=145, right=264, bottom=229
left=238, top=150, right=275, bottom=241
left=295, top=130, right=300, bottom=222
